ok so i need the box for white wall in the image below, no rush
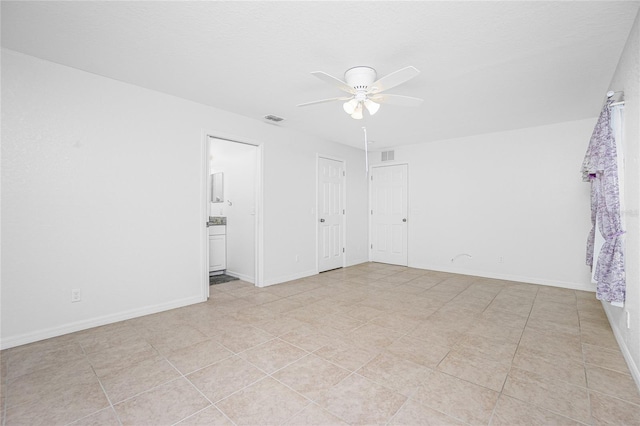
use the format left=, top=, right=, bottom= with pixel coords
left=210, top=139, right=257, bottom=282
left=603, top=11, right=640, bottom=386
left=1, top=50, right=369, bottom=349
left=261, top=140, right=370, bottom=283
left=370, top=118, right=595, bottom=290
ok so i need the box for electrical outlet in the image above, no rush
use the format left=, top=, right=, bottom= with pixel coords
left=498, top=256, right=504, bottom=264
left=71, top=289, right=81, bottom=303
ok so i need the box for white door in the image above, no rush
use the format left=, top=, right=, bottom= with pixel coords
left=318, top=157, right=344, bottom=272
left=371, top=164, right=408, bottom=266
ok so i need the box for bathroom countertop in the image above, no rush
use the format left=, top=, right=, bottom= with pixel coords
left=208, top=216, right=226, bottom=226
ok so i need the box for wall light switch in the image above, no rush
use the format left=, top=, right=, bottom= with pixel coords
left=71, top=289, right=81, bottom=303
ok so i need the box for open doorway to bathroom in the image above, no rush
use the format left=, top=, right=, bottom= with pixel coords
left=206, top=136, right=261, bottom=294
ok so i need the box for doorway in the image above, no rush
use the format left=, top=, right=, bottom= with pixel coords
left=204, top=135, right=262, bottom=297
left=370, top=163, right=408, bottom=266
left=317, top=156, right=345, bottom=272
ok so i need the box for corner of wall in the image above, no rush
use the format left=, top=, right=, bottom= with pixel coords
left=603, top=302, right=640, bottom=390
left=260, top=268, right=318, bottom=288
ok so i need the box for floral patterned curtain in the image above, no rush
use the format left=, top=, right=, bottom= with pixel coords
left=581, top=101, right=625, bottom=303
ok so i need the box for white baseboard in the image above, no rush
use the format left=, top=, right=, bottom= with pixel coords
left=602, top=303, right=640, bottom=392
left=259, top=260, right=367, bottom=288
left=261, top=268, right=318, bottom=287
left=346, top=258, right=368, bottom=267
left=226, top=270, right=254, bottom=284
left=0, top=295, right=205, bottom=350
left=410, top=262, right=596, bottom=292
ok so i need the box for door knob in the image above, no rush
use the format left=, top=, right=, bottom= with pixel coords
left=402, top=218, right=407, bottom=222
left=320, top=218, right=325, bottom=222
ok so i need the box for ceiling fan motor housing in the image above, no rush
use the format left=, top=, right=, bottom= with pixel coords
left=344, top=66, right=377, bottom=91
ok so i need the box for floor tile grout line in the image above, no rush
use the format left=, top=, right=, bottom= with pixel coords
left=382, top=383, right=416, bottom=426
left=78, top=339, right=121, bottom=425
left=386, top=396, right=473, bottom=426
left=208, top=374, right=274, bottom=409
left=88, top=364, right=123, bottom=426
left=584, top=358, right=638, bottom=377
left=588, top=388, right=640, bottom=407
left=576, top=291, right=596, bottom=424
left=489, top=288, right=540, bottom=423
left=499, top=391, right=593, bottom=425
left=274, top=400, right=314, bottom=426
left=171, top=404, right=226, bottom=425
left=1, top=374, right=6, bottom=426
left=171, top=355, right=239, bottom=426
left=497, top=287, right=598, bottom=425
left=175, top=351, right=236, bottom=377
left=482, top=280, right=537, bottom=425
left=0, top=353, right=14, bottom=426
left=106, top=375, right=185, bottom=406
left=262, top=372, right=330, bottom=425
left=239, top=348, right=311, bottom=378
left=352, top=359, right=421, bottom=399
left=296, top=369, right=379, bottom=425
left=100, top=332, right=188, bottom=407
left=15, top=344, right=118, bottom=426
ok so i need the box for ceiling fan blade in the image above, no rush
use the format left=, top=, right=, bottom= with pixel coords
left=311, top=71, right=356, bottom=94
left=368, top=66, right=420, bottom=94
left=368, top=93, right=424, bottom=107
left=297, top=96, right=353, bottom=107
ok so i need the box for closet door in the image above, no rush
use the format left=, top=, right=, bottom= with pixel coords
left=318, top=157, right=345, bottom=272
left=371, top=164, right=408, bottom=266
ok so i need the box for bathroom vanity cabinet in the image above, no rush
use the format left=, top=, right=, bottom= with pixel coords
left=208, top=219, right=226, bottom=273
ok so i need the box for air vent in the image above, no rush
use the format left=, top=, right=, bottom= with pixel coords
left=381, top=150, right=395, bottom=161
left=264, top=114, right=284, bottom=123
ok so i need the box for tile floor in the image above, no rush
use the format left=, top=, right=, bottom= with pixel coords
left=1, top=263, right=640, bottom=425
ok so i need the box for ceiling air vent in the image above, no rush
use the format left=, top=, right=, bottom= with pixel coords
left=381, top=150, right=395, bottom=161
left=264, top=114, right=284, bottom=123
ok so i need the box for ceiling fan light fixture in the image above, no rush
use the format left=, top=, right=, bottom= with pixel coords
left=364, top=99, right=380, bottom=115
left=351, top=102, right=364, bottom=120
left=343, top=98, right=358, bottom=115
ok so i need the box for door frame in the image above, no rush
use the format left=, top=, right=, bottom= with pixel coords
left=368, top=162, right=409, bottom=265
left=316, top=154, right=347, bottom=273
left=201, top=130, right=264, bottom=299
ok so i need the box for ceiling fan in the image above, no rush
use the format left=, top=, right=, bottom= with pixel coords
left=298, top=66, right=424, bottom=119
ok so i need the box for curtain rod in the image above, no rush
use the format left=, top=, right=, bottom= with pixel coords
left=606, top=90, right=624, bottom=107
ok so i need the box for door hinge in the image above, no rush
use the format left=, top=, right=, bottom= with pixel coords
left=343, top=209, right=345, bottom=214
left=343, top=171, right=345, bottom=177
left=342, top=248, right=345, bottom=253
left=371, top=210, right=373, bottom=215
left=371, top=244, right=373, bottom=249
left=371, top=175, right=373, bottom=181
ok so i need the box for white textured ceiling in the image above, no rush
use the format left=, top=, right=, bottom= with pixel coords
left=2, top=1, right=638, bottom=149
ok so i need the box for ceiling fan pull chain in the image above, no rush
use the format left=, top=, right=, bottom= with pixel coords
left=363, top=127, right=369, bottom=175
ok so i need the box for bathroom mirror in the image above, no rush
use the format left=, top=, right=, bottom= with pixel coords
left=211, top=172, right=224, bottom=203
